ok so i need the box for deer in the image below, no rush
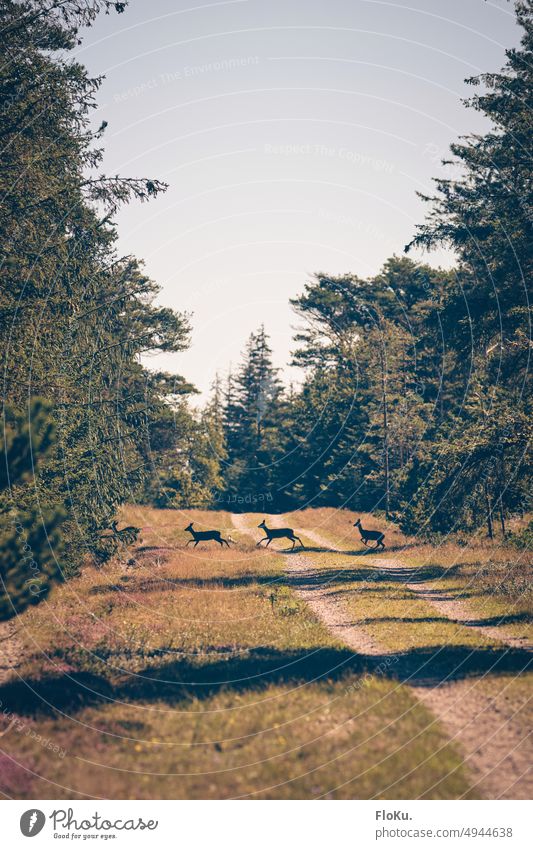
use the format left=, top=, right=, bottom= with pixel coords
left=185, top=522, right=230, bottom=548
left=257, top=519, right=304, bottom=550
left=108, top=520, right=140, bottom=545
left=353, top=518, right=385, bottom=550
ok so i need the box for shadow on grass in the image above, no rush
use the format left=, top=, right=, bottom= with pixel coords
left=461, top=612, right=532, bottom=628
left=1, top=643, right=530, bottom=719
left=286, top=562, right=456, bottom=585
left=287, top=544, right=418, bottom=555
left=89, top=574, right=284, bottom=594
left=361, top=615, right=449, bottom=625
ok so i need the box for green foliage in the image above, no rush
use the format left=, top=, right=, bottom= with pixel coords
left=138, top=374, right=225, bottom=509
left=2, top=0, right=530, bottom=559
left=221, top=326, right=286, bottom=508
left=509, top=521, right=533, bottom=550
left=403, top=2, right=532, bottom=536
left=0, top=402, right=64, bottom=620
left=283, top=258, right=451, bottom=515
left=0, top=0, right=191, bottom=589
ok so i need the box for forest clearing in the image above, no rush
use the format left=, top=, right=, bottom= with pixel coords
left=0, top=508, right=530, bottom=800
left=1, top=0, right=532, bottom=823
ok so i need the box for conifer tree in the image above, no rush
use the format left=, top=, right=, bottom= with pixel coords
left=404, top=0, right=532, bottom=535
left=0, top=0, right=191, bottom=611
left=222, top=326, right=285, bottom=506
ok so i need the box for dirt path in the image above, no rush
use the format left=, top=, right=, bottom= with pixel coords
left=281, top=521, right=532, bottom=650
left=279, top=518, right=530, bottom=652
left=371, top=557, right=533, bottom=652
left=231, top=514, right=532, bottom=799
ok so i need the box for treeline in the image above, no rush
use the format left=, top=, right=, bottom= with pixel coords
left=152, top=1, right=532, bottom=537
left=1, top=1, right=197, bottom=618
left=195, top=245, right=530, bottom=537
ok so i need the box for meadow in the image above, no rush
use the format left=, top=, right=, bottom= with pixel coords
left=0, top=507, right=530, bottom=799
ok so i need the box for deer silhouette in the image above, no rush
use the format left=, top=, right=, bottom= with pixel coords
left=108, top=520, right=140, bottom=545
left=185, top=522, right=230, bottom=547
left=353, top=518, right=385, bottom=550
left=257, top=519, right=304, bottom=550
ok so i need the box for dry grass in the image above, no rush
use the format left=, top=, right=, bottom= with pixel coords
left=275, top=507, right=407, bottom=551
left=0, top=677, right=473, bottom=800
left=279, top=507, right=531, bottom=639
left=0, top=508, right=477, bottom=800
left=401, top=540, right=532, bottom=641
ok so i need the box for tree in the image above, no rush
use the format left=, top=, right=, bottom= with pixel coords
left=139, top=373, right=227, bottom=509
left=288, top=259, right=448, bottom=513
left=222, top=326, right=285, bottom=507
left=404, top=0, right=532, bottom=535
left=1, top=0, right=191, bottom=581
left=0, top=402, right=63, bottom=620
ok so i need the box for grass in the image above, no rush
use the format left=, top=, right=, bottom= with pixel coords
left=277, top=507, right=532, bottom=643
left=272, top=510, right=532, bottom=765
left=0, top=507, right=481, bottom=800
left=0, top=676, right=473, bottom=800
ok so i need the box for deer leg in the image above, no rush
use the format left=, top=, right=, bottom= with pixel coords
left=295, top=536, right=304, bottom=548
left=257, top=537, right=268, bottom=546
left=186, top=539, right=194, bottom=546
left=265, top=538, right=272, bottom=547
left=194, top=540, right=199, bottom=547
left=221, top=538, right=230, bottom=547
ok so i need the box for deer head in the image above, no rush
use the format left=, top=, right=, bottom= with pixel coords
left=185, top=522, right=194, bottom=532
left=258, top=520, right=266, bottom=529
left=353, top=519, right=361, bottom=528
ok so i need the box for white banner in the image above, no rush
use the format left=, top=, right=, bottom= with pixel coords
left=1, top=800, right=531, bottom=848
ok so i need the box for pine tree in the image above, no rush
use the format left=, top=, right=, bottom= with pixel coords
left=288, top=260, right=445, bottom=513
left=403, top=0, right=532, bottom=535
left=222, top=326, right=285, bottom=507
left=0, top=0, right=191, bottom=601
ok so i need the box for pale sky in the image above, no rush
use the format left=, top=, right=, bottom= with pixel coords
left=76, top=0, right=519, bottom=398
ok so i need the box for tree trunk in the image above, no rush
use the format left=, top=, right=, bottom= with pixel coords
left=498, top=452, right=507, bottom=538
left=379, top=336, right=390, bottom=518
left=484, top=483, right=494, bottom=540
left=499, top=499, right=506, bottom=538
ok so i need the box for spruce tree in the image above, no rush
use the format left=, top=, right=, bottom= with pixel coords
left=1, top=0, right=191, bottom=612
left=404, top=0, right=532, bottom=535
left=222, top=326, right=285, bottom=507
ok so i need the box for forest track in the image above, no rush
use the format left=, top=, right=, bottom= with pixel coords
left=371, top=556, right=533, bottom=653
left=231, top=514, right=533, bottom=799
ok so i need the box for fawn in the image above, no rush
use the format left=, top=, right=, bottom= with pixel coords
left=185, top=522, right=230, bottom=548
left=353, top=518, right=385, bottom=550
left=257, top=519, right=304, bottom=550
